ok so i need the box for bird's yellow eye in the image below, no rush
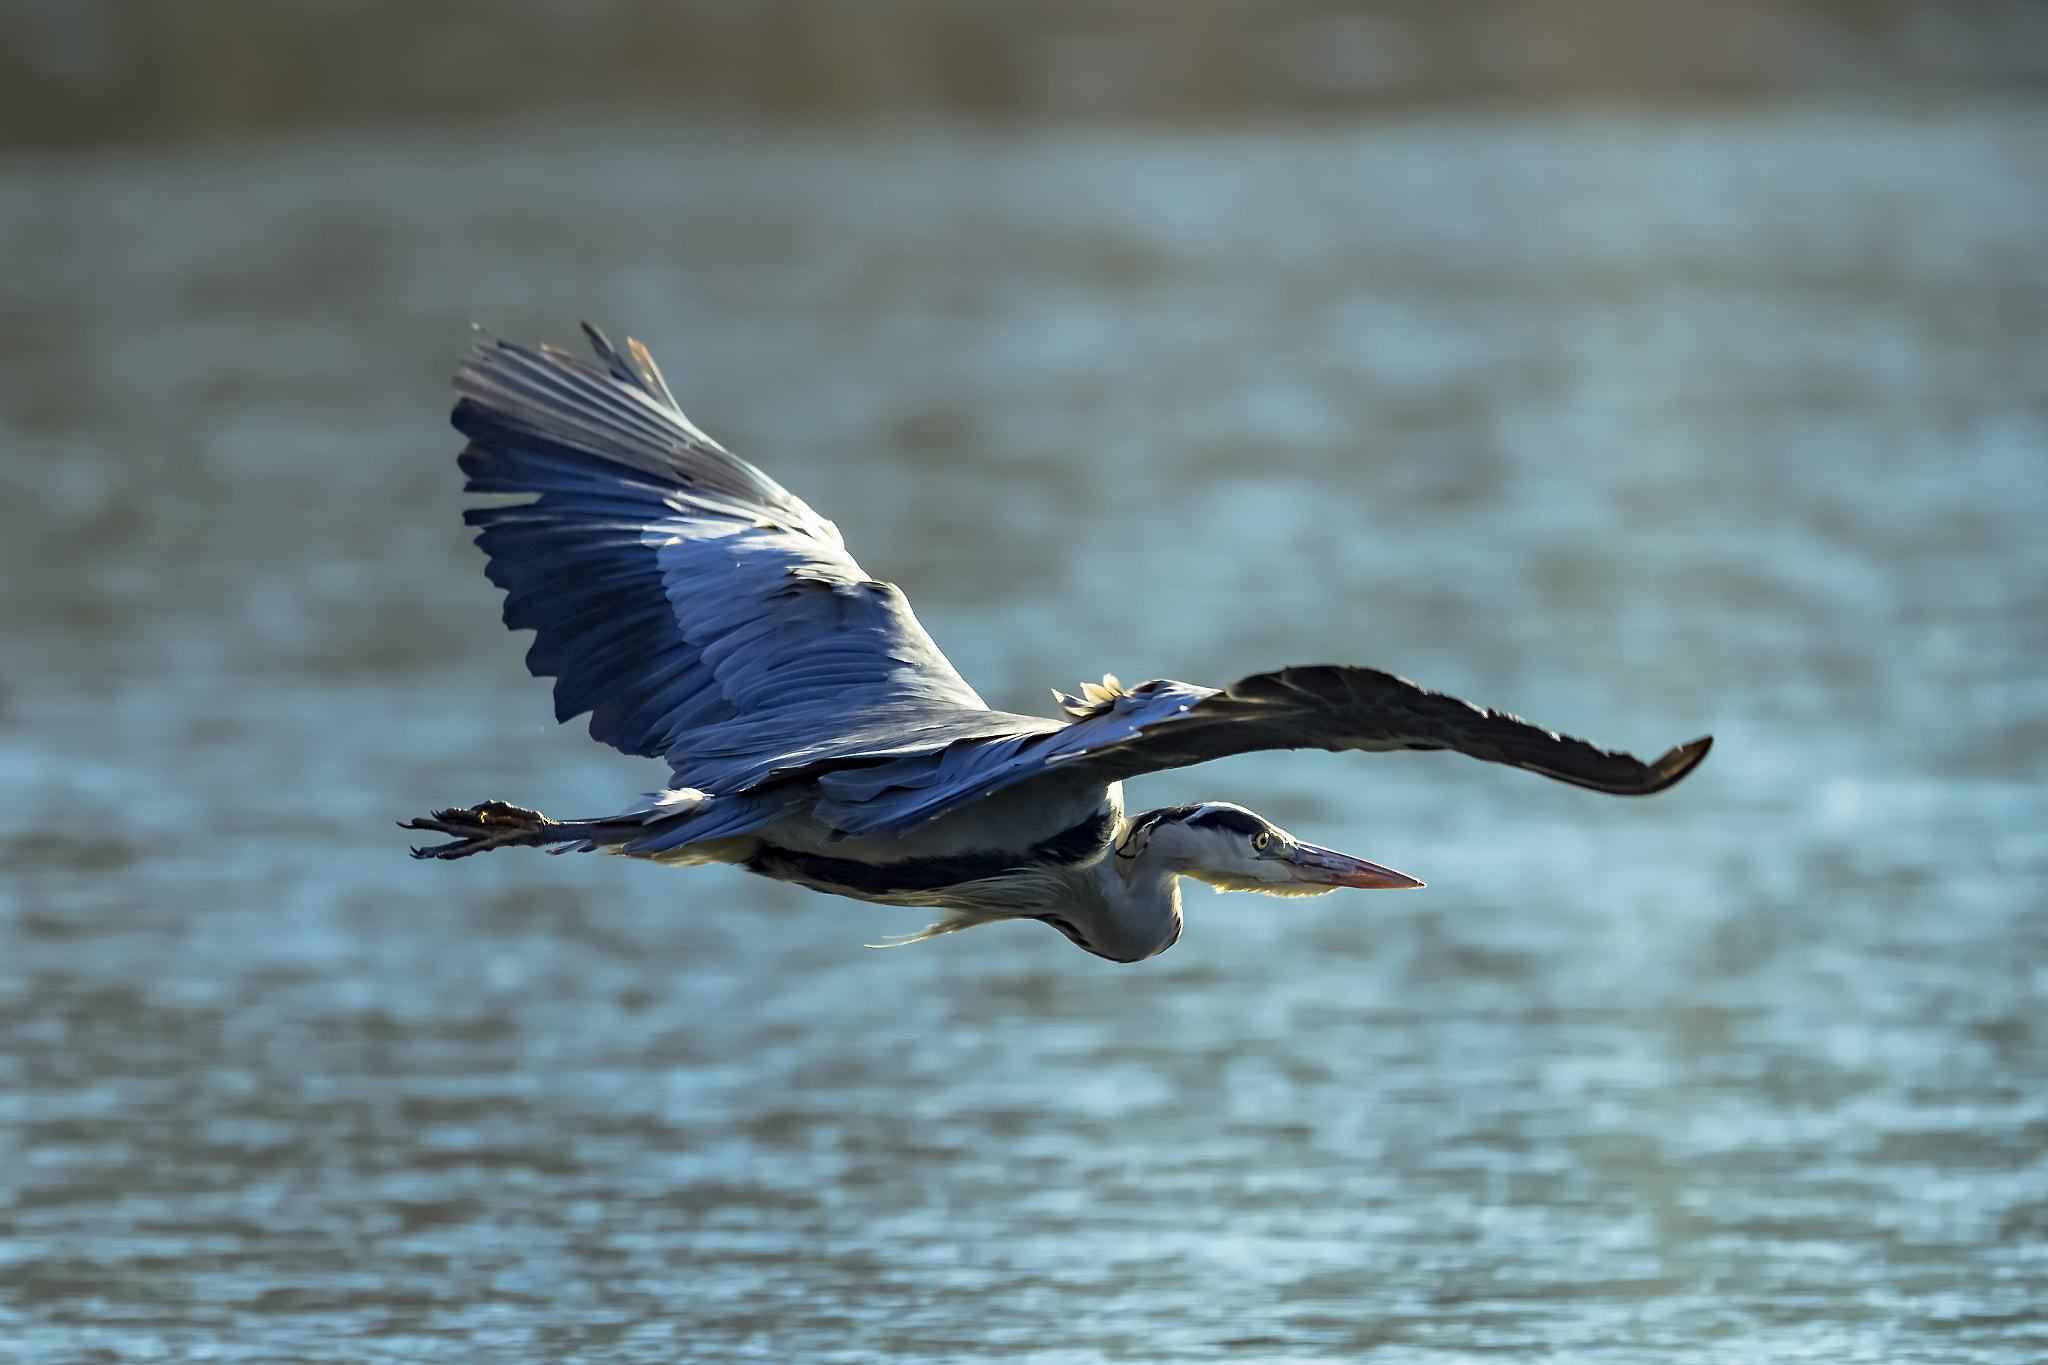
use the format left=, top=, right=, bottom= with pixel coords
left=1252, top=832, right=1270, bottom=851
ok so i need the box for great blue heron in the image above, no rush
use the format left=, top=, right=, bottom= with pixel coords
left=404, top=327, right=1711, bottom=962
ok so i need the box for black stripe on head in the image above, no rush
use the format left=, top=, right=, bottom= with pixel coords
left=1183, top=804, right=1270, bottom=838
left=1123, top=804, right=1203, bottom=840
left=1116, top=804, right=1198, bottom=859
left=1118, top=803, right=1270, bottom=861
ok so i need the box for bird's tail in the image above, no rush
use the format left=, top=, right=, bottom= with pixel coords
left=402, top=787, right=776, bottom=861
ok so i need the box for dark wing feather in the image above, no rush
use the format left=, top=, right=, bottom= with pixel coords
left=817, top=665, right=1710, bottom=835
left=1079, top=666, right=1711, bottom=792
left=454, top=327, right=989, bottom=782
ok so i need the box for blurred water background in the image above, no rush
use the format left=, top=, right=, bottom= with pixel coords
left=3, top=3, right=2048, bottom=1362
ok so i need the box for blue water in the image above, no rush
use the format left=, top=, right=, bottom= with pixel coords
left=2, top=110, right=2046, bottom=1362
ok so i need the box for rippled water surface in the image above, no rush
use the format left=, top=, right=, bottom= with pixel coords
left=3, top=111, right=2047, bottom=1362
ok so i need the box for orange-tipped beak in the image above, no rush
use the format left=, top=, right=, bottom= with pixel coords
left=1285, top=842, right=1425, bottom=890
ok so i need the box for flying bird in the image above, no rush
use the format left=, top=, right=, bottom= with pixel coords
left=404, top=327, right=1711, bottom=962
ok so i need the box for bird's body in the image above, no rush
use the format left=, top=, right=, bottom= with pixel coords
left=406, top=327, right=1711, bottom=961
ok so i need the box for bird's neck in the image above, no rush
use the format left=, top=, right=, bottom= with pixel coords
left=1063, top=835, right=1184, bottom=963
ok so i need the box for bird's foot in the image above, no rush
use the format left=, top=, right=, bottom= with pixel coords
left=402, top=801, right=559, bottom=860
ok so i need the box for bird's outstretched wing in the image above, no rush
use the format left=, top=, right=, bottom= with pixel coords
left=451, top=330, right=1709, bottom=848
left=453, top=327, right=992, bottom=774
left=809, top=666, right=1711, bottom=836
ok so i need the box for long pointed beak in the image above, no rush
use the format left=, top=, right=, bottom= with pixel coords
left=1285, top=842, right=1425, bottom=890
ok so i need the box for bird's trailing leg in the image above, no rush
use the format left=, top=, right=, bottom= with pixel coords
left=402, top=800, right=605, bottom=860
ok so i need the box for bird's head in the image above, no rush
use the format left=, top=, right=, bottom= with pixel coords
left=1117, top=802, right=1423, bottom=896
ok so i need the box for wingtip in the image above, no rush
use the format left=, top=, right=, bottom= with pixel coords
left=1648, top=735, right=1714, bottom=790
left=455, top=323, right=506, bottom=377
